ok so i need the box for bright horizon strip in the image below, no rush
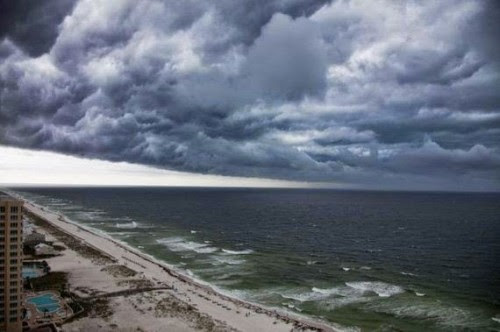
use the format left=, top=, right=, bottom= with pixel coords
left=0, top=145, right=329, bottom=188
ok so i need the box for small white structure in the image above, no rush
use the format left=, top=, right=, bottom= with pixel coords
left=34, top=243, right=56, bottom=256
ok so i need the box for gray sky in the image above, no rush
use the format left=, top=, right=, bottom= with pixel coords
left=1, top=0, right=499, bottom=191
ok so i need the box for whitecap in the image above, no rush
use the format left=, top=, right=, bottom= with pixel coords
left=342, top=267, right=351, bottom=271
left=279, top=287, right=328, bottom=302
left=312, top=287, right=338, bottom=295
left=221, top=249, right=254, bottom=255
left=200, top=248, right=219, bottom=254
left=115, top=221, right=138, bottom=229
left=156, top=237, right=218, bottom=254
left=321, top=295, right=372, bottom=310
left=279, top=285, right=365, bottom=306
left=492, top=317, right=500, bottom=324
left=415, top=292, right=425, bottom=297
left=280, top=291, right=317, bottom=302
left=312, top=286, right=365, bottom=298
left=368, top=301, right=476, bottom=329
left=345, top=281, right=404, bottom=297
left=49, top=203, right=69, bottom=206
left=212, top=255, right=246, bottom=265
left=191, top=230, right=197, bottom=234
left=76, top=210, right=106, bottom=221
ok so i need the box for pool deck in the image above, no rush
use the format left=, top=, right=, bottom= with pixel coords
left=25, top=291, right=73, bottom=328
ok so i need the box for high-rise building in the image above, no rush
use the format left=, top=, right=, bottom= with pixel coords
left=0, top=195, right=23, bottom=332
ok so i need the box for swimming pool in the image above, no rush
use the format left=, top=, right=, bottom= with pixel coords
left=27, top=293, right=61, bottom=313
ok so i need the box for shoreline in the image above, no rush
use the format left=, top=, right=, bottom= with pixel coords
left=13, top=191, right=340, bottom=332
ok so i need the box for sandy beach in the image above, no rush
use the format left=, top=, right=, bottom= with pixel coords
left=16, top=194, right=339, bottom=332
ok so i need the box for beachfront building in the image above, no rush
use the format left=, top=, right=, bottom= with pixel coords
left=0, top=195, right=24, bottom=332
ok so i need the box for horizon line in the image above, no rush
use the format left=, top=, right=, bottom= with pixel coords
left=2, top=184, right=499, bottom=194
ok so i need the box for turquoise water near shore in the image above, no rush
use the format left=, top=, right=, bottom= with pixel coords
left=12, top=187, right=500, bottom=331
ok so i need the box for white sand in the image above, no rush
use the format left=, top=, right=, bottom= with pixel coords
left=20, top=198, right=339, bottom=332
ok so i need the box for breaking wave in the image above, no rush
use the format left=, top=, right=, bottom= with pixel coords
left=212, top=255, right=246, bottom=265
left=366, top=300, right=483, bottom=329
left=276, top=281, right=404, bottom=309
left=115, top=221, right=139, bottom=229
left=345, top=281, right=404, bottom=298
left=221, top=249, right=254, bottom=255
left=157, top=237, right=218, bottom=254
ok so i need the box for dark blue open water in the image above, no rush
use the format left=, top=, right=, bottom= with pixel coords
left=10, top=187, right=500, bottom=331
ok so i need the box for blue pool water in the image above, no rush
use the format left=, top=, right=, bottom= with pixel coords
left=28, top=294, right=61, bottom=313
left=23, top=267, right=42, bottom=279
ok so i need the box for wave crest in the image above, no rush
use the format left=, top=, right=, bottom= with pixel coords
left=115, top=221, right=138, bottom=229
left=345, top=281, right=404, bottom=297
left=221, top=249, right=254, bottom=255
left=157, top=237, right=218, bottom=254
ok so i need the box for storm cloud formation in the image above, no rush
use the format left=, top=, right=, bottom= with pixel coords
left=1, top=0, right=499, bottom=190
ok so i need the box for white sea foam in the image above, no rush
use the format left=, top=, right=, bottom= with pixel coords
left=115, top=221, right=138, bottom=229
left=312, top=287, right=340, bottom=295
left=278, top=283, right=393, bottom=310
left=319, top=293, right=371, bottom=310
left=313, top=286, right=366, bottom=299
left=112, top=231, right=134, bottom=237
left=156, top=237, right=218, bottom=254
left=492, top=317, right=500, bottom=324
left=368, top=301, right=476, bottom=329
left=221, top=249, right=254, bottom=255
left=345, top=281, right=404, bottom=297
left=276, top=285, right=363, bottom=308
left=49, top=203, right=69, bottom=206
left=415, top=292, right=425, bottom=297
left=212, top=255, right=246, bottom=265
left=342, top=267, right=351, bottom=271
left=280, top=287, right=334, bottom=302
left=76, top=210, right=106, bottom=221
left=281, top=292, right=315, bottom=302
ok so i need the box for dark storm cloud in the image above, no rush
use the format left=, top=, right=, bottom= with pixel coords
left=0, top=0, right=77, bottom=57
left=0, top=0, right=499, bottom=191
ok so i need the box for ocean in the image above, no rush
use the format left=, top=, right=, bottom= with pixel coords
left=11, top=187, right=500, bottom=331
